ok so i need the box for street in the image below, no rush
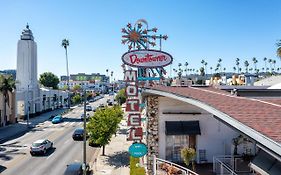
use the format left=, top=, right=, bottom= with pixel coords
left=0, top=96, right=110, bottom=175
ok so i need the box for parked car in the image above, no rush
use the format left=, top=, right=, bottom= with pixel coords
left=72, top=128, right=88, bottom=141
left=98, top=103, right=105, bottom=108
left=30, top=139, right=53, bottom=155
left=107, top=100, right=113, bottom=106
left=80, top=113, right=90, bottom=121
left=63, top=162, right=91, bottom=175
left=52, top=115, right=63, bottom=124
left=85, top=105, right=92, bottom=111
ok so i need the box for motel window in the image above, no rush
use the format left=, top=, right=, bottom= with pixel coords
left=165, top=121, right=200, bottom=163
left=166, top=135, right=189, bottom=162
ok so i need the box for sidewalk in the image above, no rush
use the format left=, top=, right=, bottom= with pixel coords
left=93, top=119, right=131, bottom=175
left=0, top=108, right=67, bottom=144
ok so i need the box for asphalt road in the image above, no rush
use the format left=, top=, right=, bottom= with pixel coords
left=0, top=95, right=110, bottom=175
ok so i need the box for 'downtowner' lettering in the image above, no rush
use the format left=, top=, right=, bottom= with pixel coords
left=129, top=54, right=167, bottom=65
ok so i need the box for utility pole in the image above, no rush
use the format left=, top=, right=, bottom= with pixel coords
left=83, top=89, right=87, bottom=175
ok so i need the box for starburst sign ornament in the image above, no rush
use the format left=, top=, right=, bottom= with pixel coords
left=121, top=22, right=168, bottom=50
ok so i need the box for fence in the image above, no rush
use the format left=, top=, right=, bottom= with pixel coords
left=153, top=155, right=199, bottom=175
left=213, top=155, right=252, bottom=175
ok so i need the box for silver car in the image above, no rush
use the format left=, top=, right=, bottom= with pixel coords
left=30, top=139, right=53, bottom=155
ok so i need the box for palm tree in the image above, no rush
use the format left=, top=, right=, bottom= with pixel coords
left=268, top=59, right=273, bottom=72
left=201, top=59, right=205, bottom=72
left=233, top=67, right=236, bottom=73
left=184, top=62, right=188, bottom=76
left=0, top=75, right=15, bottom=126
left=252, top=57, right=258, bottom=73
left=273, top=60, right=276, bottom=72
left=204, top=62, right=208, bottom=75
left=61, top=39, right=70, bottom=108
left=218, top=58, right=222, bottom=72
left=244, top=60, right=249, bottom=73
left=236, top=58, right=240, bottom=74
left=263, top=57, right=267, bottom=72
left=178, top=63, right=182, bottom=70
left=106, top=69, right=109, bottom=76
left=216, top=63, right=221, bottom=74
left=249, top=68, right=253, bottom=73
left=239, top=67, right=242, bottom=73
left=210, top=67, right=213, bottom=74
left=215, top=67, right=219, bottom=73
left=110, top=71, right=114, bottom=83
left=173, top=68, right=177, bottom=77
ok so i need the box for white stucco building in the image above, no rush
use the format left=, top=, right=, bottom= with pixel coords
left=16, top=25, right=67, bottom=118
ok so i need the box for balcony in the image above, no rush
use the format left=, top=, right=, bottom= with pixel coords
left=213, top=155, right=253, bottom=175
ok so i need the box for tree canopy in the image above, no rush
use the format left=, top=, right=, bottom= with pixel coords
left=0, top=74, right=16, bottom=126
left=87, top=105, right=123, bottom=155
left=115, top=89, right=126, bottom=105
left=39, top=72, right=59, bottom=89
left=72, top=84, right=81, bottom=92
left=71, top=94, right=82, bottom=104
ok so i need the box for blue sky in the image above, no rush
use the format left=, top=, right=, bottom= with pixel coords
left=1, top=0, right=281, bottom=80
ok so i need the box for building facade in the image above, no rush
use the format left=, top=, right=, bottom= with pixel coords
left=142, top=85, right=281, bottom=174
left=16, top=25, right=68, bottom=119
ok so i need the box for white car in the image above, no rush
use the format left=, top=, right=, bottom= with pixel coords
left=30, top=139, right=53, bottom=155
left=86, top=105, right=92, bottom=111
left=81, top=113, right=90, bottom=121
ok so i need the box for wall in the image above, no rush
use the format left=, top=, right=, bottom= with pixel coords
left=158, top=97, right=238, bottom=163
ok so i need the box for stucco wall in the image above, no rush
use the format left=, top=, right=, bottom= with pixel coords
left=158, top=97, right=238, bottom=163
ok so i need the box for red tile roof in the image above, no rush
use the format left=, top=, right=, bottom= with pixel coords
left=148, top=85, right=281, bottom=143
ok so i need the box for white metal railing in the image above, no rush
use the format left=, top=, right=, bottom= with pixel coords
left=213, top=155, right=238, bottom=175
left=153, top=155, right=199, bottom=175
left=213, top=155, right=252, bottom=175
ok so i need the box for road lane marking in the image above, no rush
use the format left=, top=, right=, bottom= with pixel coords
left=47, top=153, right=54, bottom=159
left=64, top=140, right=70, bottom=144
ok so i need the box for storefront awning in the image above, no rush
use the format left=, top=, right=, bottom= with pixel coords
left=165, top=121, right=201, bottom=135
left=249, top=150, right=281, bottom=175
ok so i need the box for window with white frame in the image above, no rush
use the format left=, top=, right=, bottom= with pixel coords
left=166, top=135, right=189, bottom=162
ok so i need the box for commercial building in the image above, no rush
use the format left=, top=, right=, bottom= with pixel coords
left=142, top=84, right=281, bottom=174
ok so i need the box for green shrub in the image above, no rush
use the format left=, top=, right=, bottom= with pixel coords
left=130, top=156, right=146, bottom=175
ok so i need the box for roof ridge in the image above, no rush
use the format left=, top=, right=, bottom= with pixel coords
left=190, top=87, right=281, bottom=108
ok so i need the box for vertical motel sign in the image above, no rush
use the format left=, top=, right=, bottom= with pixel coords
left=124, top=70, right=143, bottom=141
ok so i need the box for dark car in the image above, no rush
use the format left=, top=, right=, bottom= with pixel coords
left=63, top=162, right=91, bottom=175
left=72, top=128, right=88, bottom=141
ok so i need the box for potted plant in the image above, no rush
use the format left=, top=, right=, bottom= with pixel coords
left=181, top=147, right=196, bottom=171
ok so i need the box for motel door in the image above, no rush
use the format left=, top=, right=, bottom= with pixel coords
left=165, top=121, right=200, bottom=163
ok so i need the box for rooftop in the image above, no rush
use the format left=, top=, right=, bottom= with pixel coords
left=144, top=85, right=281, bottom=145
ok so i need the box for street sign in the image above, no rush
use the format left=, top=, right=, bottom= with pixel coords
left=128, top=143, right=148, bottom=158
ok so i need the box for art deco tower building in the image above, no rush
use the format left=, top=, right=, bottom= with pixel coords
left=16, top=24, right=40, bottom=117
